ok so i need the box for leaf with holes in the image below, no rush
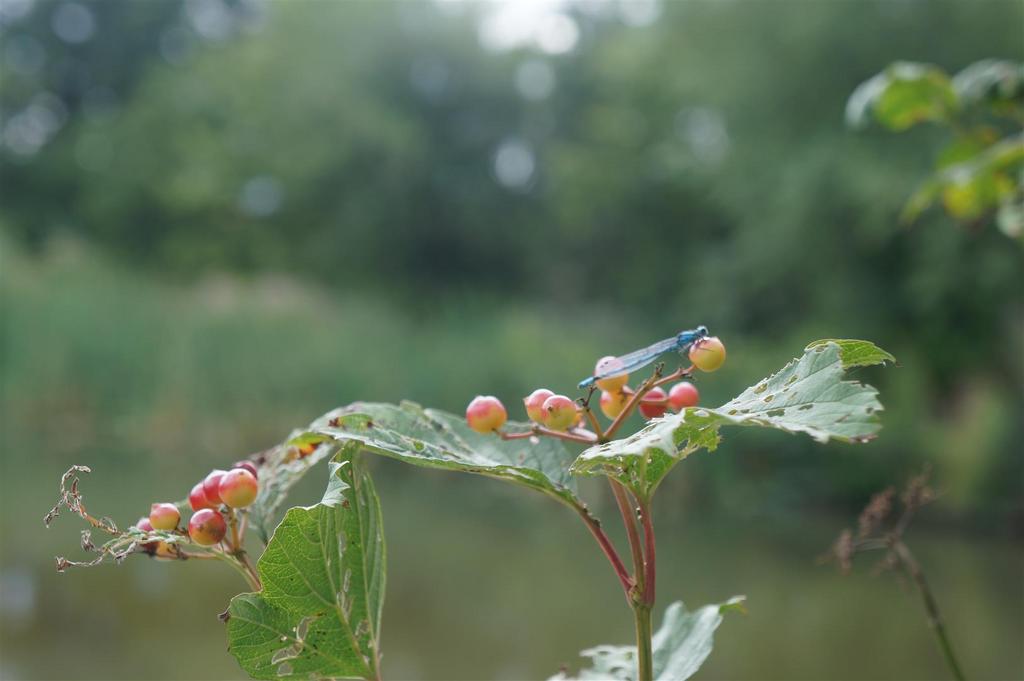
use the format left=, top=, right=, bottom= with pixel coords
left=298, top=401, right=581, bottom=507
left=246, top=435, right=338, bottom=546
left=550, top=597, right=746, bottom=681
left=226, top=443, right=385, bottom=681
left=571, top=340, right=892, bottom=497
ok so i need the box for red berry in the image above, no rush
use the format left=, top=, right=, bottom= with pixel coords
left=149, top=503, right=180, bottom=531
left=639, top=387, right=669, bottom=419
left=203, top=469, right=228, bottom=506
left=465, top=395, right=508, bottom=433
left=599, top=388, right=632, bottom=419
left=219, top=469, right=258, bottom=508
left=594, top=356, right=629, bottom=392
left=523, top=388, right=555, bottom=423
left=668, top=381, right=700, bottom=410
left=689, top=337, right=726, bottom=372
left=542, top=394, right=577, bottom=431
left=189, top=481, right=215, bottom=512
left=188, top=509, right=227, bottom=546
left=232, top=460, right=259, bottom=479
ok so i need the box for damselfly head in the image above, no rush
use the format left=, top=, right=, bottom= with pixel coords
left=679, top=326, right=709, bottom=345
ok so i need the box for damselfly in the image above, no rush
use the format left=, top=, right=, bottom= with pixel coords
left=578, top=326, right=709, bottom=389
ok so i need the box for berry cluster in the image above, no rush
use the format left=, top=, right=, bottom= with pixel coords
left=466, top=336, right=726, bottom=444
left=132, top=460, right=260, bottom=556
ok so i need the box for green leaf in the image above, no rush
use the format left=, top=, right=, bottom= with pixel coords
left=846, top=62, right=957, bottom=131
left=571, top=341, right=891, bottom=497
left=301, top=401, right=581, bottom=507
left=899, top=132, right=1024, bottom=225
left=804, top=339, right=896, bottom=368
left=227, top=444, right=385, bottom=681
left=996, top=195, right=1024, bottom=239
left=952, top=59, right=1024, bottom=107
left=900, top=176, right=944, bottom=223
left=550, top=597, right=745, bottom=681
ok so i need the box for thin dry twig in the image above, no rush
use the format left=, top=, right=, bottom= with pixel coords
left=823, top=466, right=964, bottom=681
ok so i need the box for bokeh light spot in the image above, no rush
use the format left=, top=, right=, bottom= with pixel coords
left=51, top=2, right=96, bottom=44
left=493, top=139, right=536, bottom=189
left=515, top=59, right=556, bottom=100
left=239, top=176, right=284, bottom=218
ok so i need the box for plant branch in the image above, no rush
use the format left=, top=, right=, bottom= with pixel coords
left=499, top=425, right=597, bottom=444
left=568, top=500, right=633, bottom=598
left=633, top=604, right=654, bottom=681
left=602, top=364, right=693, bottom=441
left=892, top=541, right=965, bottom=681
left=226, top=508, right=242, bottom=552
left=212, top=550, right=261, bottom=591
left=609, top=480, right=645, bottom=604
left=177, top=550, right=220, bottom=560
left=638, top=496, right=656, bottom=607
left=44, top=466, right=120, bottom=536
left=236, top=550, right=262, bottom=591
left=579, top=397, right=604, bottom=436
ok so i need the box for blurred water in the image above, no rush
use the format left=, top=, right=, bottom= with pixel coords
left=2, top=461, right=1021, bottom=681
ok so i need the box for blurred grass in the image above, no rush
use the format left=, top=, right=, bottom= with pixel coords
left=1, top=235, right=1021, bottom=680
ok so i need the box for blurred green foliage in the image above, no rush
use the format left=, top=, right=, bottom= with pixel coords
left=1, top=0, right=1022, bottom=679
left=847, top=59, right=1024, bottom=236
left=2, top=0, right=1020, bottom=515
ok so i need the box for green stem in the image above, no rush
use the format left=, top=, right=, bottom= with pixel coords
left=237, top=550, right=262, bottom=591
left=892, top=542, right=966, bottom=681
left=638, top=498, right=656, bottom=607
left=634, top=603, right=654, bottom=681
left=213, top=551, right=261, bottom=591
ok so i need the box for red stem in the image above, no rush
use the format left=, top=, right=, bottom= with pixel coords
left=570, top=501, right=633, bottom=597
left=610, top=480, right=645, bottom=603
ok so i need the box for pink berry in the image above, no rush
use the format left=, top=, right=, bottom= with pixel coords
left=599, top=388, right=632, bottom=419
left=149, top=503, right=180, bottom=531
left=465, top=395, right=508, bottom=433
left=594, top=356, right=629, bottom=392
left=219, top=469, right=259, bottom=508
left=639, top=387, right=669, bottom=419
left=232, top=460, right=259, bottom=479
left=188, top=509, right=227, bottom=546
left=189, top=482, right=215, bottom=512
left=542, top=394, right=577, bottom=431
left=523, top=388, right=555, bottom=423
left=689, top=337, right=726, bottom=372
left=203, top=469, right=228, bottom=506
left=668, top=381, right=700, bottom=410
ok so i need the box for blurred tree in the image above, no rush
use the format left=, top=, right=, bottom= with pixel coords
left=1, top=0, right=1021, bottom=516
